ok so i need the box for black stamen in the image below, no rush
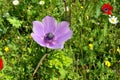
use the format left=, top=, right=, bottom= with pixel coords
left=104, top=8, right=108, bottom=12
left=44, top=33, right=54, bottom=42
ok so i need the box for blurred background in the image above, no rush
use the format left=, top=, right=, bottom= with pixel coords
left=0, top=0, right=120, bottom=80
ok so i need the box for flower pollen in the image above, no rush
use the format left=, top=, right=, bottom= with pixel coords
left=111, top=19, right=115, bottom=23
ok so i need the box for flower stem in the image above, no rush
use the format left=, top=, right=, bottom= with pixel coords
left=32, top=53, right=48, bottom=79
left=63, top=0, right=67, bottom=13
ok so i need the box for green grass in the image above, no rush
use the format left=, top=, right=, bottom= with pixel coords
left=0, top=0, right=120, bottom=80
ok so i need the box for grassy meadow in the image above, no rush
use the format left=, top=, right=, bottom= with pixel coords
left=0, top=0, right=120, bottom=80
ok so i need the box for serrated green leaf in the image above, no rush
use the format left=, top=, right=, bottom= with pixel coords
left=7, top=17, right=23, bottom=28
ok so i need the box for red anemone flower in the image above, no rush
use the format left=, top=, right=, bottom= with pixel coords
left=101, top=3, right=113, bottom=15
left=0, top=58, right=3, bottom=70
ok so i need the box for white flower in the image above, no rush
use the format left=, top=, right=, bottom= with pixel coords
left=66, top=6, right=69, bottom=12
left=13, top=0, right=19, bottom=5
left=39, top=1, right=45, bottom=5
left=64, top=6, right=69, bottom=12
left=3, top=12, right=10, bottom=18
left=109, top=16, right=119, bottom=24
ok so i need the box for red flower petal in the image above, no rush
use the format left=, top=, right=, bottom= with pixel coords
left=101, top=3, right=113, bottom=15
left=0, top=58, right=3, bottom=70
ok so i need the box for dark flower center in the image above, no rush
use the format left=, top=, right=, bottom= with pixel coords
left=44, top=33, right=54, bottom=43
left=104, top=8, right=108, bottom=12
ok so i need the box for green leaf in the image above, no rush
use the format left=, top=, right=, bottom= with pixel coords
left=7, top=17, right=23, bottom=28
left=95, top=5, right=101, bottom=18
left=59, top=68, right=67, bottom=79
left=27, top=48, right=32, bottom=53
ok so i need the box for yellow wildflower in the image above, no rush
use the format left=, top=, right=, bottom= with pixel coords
left=80, top=6, right=84, bottom=9
left=117, top=48, right=120, bottom=53
left=104, top=61, right=111, bottom=67
left=4, top=47, right=9, bottom=52
left=89, top=43, right=93, bottom=50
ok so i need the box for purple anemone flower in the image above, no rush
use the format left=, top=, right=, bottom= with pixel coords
left=31, top=16, right=72, bottom=49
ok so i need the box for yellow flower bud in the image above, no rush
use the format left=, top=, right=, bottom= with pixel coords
left=4, top=47, right=9, bottom=52
left=117, top=48, right=120, bottom=53
left=104, top=61, right=111, bottom=67
left=89, top=43, right=93, bottom=50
